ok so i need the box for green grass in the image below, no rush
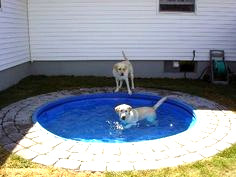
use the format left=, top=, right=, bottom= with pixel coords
left=0, top=76, right=235, bottom=177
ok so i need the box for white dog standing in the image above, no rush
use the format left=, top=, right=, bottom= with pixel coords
left=115, top=96, right=169, bottom=129
left=112, top=51, right=134, bottom=95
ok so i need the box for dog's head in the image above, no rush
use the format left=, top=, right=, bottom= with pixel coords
left=114, top=63, right=128, bottom=77
left=115, top=104, right=132, bottom=121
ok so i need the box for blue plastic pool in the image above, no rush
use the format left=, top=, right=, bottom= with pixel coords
left=33, top=93, right=196, bottom=143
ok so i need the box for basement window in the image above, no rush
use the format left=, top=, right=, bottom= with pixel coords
left=159, top=0, right=195, bottom=13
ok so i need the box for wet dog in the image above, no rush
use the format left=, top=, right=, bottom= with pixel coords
left=112, top=51, right=134, bottom=95
left=115, top=96, right=169, bottom=129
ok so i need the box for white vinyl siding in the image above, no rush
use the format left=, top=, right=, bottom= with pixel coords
left=29, top=0, right=236, bottom=61
left=0, top=0, right=30, bottom=71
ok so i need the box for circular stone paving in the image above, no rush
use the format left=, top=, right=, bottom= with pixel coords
left=0, top=87, right=235, bottom=172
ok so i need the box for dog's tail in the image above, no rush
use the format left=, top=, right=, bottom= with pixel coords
left=153, top=96, right=171, bottom=110
left=122, top=51, right=129, bottom=61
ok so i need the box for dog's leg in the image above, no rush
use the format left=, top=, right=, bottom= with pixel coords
left=115, top=78, right=120, bottom=92
left=147, top=113, right=157, bottom=125
left=125, top=78, right=132, bottom=95
left=118, top=80, right=123, bottom=89
left=130, top=73, right=135, bottom=90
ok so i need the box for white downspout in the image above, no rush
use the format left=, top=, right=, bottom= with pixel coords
left=26, top=0, right=33, bottom=63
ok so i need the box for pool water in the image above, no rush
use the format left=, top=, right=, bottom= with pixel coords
left=33, top=93, right=196, bottom=143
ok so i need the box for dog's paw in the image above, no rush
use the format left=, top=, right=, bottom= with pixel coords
left=115, top=88, right=119, bottom=92
left=128, top=90, right=132, bottom=95
left=124, top=124, right=133, bottom=129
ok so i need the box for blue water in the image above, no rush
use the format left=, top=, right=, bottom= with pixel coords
left=34, top=93, right=196, bottom=143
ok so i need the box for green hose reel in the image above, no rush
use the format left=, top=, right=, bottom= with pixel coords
left=213, top=60, right=227, bottom=76
left=210, top=50, right=229, bottom=84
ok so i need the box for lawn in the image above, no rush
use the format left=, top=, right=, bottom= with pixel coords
left=0, top=76, right=235, bottom=177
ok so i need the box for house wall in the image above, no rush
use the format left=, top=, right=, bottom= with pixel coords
left=0, top=0, right=31, bottom=91
left=0, top=62, right=31, bottom=91
left=30, top=60, right=205, bottom=79
left=28, top=0, right=236, bottom=62
left=0, top=0, right=30, bottom=71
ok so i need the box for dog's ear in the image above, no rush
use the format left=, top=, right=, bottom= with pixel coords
left=124, top=65, right=128, bottom=71
left=114, top=64, right=119, bottom=71
left=115, top=106, right=120, bottom=113
left=127, top=105, right=132, bottom=112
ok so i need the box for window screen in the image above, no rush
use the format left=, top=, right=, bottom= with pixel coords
left=160, top=0, right=195, bottom=12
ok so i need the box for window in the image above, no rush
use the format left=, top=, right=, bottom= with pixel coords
left=159, top=0, right=195, bottom=13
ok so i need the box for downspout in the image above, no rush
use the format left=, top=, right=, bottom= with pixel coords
left=26, top=0, right=33, bottom=63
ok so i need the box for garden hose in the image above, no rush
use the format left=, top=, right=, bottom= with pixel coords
left=213, top=60, right=227, bottom=76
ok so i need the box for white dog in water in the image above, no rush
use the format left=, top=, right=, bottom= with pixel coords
left=112, top=51, right=134, bottom=95
left=115, top=96, right=169, bottom=129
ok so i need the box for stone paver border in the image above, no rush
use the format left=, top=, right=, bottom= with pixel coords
left=0, top=87, right=235, bottom=171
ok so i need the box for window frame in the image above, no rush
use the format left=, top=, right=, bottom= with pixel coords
left=158, top=0, right=196, bottom=13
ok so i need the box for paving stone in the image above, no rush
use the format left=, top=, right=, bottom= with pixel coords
left=80, top=161, right=107, bottom=171
left=147, top=142, right=169, bottom=152
left=69, top=143, right=90, bottom=153
left=31, top=134, right=54, bottom=144
left=30, top=144, right=53, bottom=154
left=0, top=126, right=5, bottom=137
left=54, top=159, right=81, bottom=170
left=106, top=161, right=134, bottom=171
left=86, top=144, right=104, bottom=155
left=0, top=116, right=3, bottom=125
left=3, top=143, right=25, bottom=153
left=103, top=144, right=121, bottom=156
left=43, top=138, right=64, bottom=148
left=154, top=158, right=184, bottom=168
left=0, top=136, right=14, bottom=146
left=33, top=154, right=59, bottom=166
left=24, top=131, right=41, bottom=139
left=222, top=131, right=236, bottom=144
left=3, top=115, right=15, bottom=123
left=208, top=129, right=228, bottom=141
left=17, top=124, right=33, bottom=134
left=27, top=123, right=44, bottom=133
left=197, top=137, right=219, bottom=148
left=16, top=149, right=39, bottom=160
left=2, top=122, right=18, bottom=135
left=92, top=154, right=120, bottom=163
left=162, top=140, right=183, bottom=149
left=8, top=132, right=23, bottom=142
left=53, top=141, right=76, bottom=152
left=213, top=141, right=232, bottom=152
left=3, top=143, right=18, bottom=152
left=180, top=153, right=204, bottom=163
left=15, top=117, right=32, bottom=126
left=119, top=153, right=145, bottom=162
left=119, top=144, right=137, bottom=155
left=69, top=152, right=95, bottom=162
left=199, top=147, right=220, bottom=158
left=46, top=149, right=71, bottom=159
left=17, top=138, right=37, bottom=148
